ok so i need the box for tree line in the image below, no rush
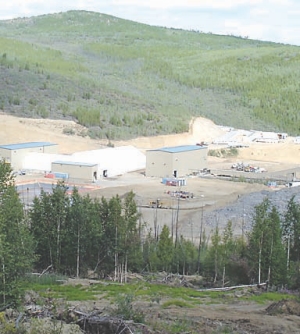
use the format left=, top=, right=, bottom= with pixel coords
left=1, top=160, right=300, bottom=306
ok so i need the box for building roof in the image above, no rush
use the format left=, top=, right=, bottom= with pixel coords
left=0, top=142, right=56, bottom=150
left=52, top=160, right=97, bottom=167
left=149, top=145, right=207, bottom=153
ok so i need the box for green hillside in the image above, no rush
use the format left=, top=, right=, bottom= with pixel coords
left=0, top=10, right=300, bottom=140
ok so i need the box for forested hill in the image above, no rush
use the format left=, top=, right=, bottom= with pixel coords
left=0, top=10, right=300, bottom=140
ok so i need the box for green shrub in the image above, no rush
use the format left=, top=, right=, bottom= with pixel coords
left=114, top=293, right=145, bottom=323
left=62, top=127, right=75, bottom=135
left=162, top=299, right=193, bottom=308
left=208, top=149, right=222, bottom=157
left=208, top=148, right=239, bottom=158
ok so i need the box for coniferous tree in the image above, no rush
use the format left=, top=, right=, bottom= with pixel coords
left=30, top=181, right=69, bottom=272
left=157, top=225, right=173, bottom=272
left=173, top=236, right=197, bottom=275
left=143, top=232, right=160, bottom=272
left=0, top=160, right=34, bottom=304
left=96, top=197, right=113, bottom=275
left=266, top=206, right=286, bottom=285
left=226, top=236, right=249, bottom=285
left=122, top=191, right=142, bottom=275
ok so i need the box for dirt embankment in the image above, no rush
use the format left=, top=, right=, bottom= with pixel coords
left=2, top=113, right=300, bottom=165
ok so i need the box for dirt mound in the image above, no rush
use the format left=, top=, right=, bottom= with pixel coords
left=189, top=117, right=226, bottom=142
left=120, top=116, right=227, bottom=150
left=266, top=299, right=300, bottom=316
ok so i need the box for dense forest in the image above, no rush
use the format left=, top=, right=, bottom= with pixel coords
left=0, top=11, right=300, bottom=140
left=1, top=160, right=300, bottom=307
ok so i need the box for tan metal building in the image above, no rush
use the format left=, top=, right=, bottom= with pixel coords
left=51, top=161, right=98, bottom=183
left=146, top=145, right=208, bottom=178
left=0, top=142, right=57, bottom=170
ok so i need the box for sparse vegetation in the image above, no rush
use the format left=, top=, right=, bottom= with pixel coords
left=162, top=299, right=193, bottom=308
left=208, top=148, right=239, bottom=158
left=0, top=11, right=299, bottom=140
left=113, top=293, right=145, bottom=323
left=62, top=127, right=75, bottom=135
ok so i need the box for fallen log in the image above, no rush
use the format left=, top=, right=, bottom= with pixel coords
left=197, top=282, right=267, bottom=292
left=39, top=264, right=53, bottom=277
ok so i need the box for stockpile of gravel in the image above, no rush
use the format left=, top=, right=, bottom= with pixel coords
left=204, top=186, right=300, bottom=233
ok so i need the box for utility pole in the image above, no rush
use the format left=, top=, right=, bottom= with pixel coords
left=175, top=171, right=180, bottom=247
left=154, top=200, right=158, bottom=240
left=197, top=195, right=204, bottom=273
left=190, top=221, right=194, bottom=244
left=242, top=201, right=245, bottom=241
left=171, top=197, right=174, bottom=241
left=175, top=193, right=180, bottom=247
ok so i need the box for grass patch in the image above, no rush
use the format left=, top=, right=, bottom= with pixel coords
left=162, top=299, right=193, bottom=308
left=246, top=292, right=296, bottom=304
left=153, top=317, right=197, bottom=333
left=20, top=279, right=298, bottom=306
left=23, top=273, right=67, bottom=285
left=21, top=280, right=97, bottom=301
left=40, top=284, right=97, bottom=301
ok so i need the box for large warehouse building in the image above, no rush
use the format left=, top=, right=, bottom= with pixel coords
left=0, top=142, right=57, bottom=170
left=21, top=145, right=146, bottom=181
left=146, top=145, right=208, bottom=178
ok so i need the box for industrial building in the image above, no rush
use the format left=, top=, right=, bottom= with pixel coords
left=146, top=145, right=208, bottom=178
left=51, top=161, right=98, bottom=183
left=0, top=142, right=57, bottom=170
left=21, top=145, right=146, bottom=180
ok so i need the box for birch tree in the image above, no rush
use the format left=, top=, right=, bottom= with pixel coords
left=66, top=189, right=100, bottom=277
left=282, top=196, right=300, bottom=287
left=248, top=199, right=286, bottom=285
left=221, top=221, right=234, bottom=287
left=122, top=191, right=142, bottom=278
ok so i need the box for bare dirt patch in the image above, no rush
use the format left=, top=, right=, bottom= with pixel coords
left=266, top=299, right=300, bottom=316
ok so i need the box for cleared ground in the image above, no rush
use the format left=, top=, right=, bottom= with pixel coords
left=8, top=113, right=300, bottom=239
left=5, top=113, right=300, bottom=333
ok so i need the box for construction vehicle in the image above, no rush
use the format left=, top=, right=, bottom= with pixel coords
left=149, top=199, right=163, bottom=208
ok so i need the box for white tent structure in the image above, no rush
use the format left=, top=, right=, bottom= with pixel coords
left=22, top=146, right=146, bottom=178
left=22, top=153, right=73, bottom=172
left=72, top=145, right=146, bottom=177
